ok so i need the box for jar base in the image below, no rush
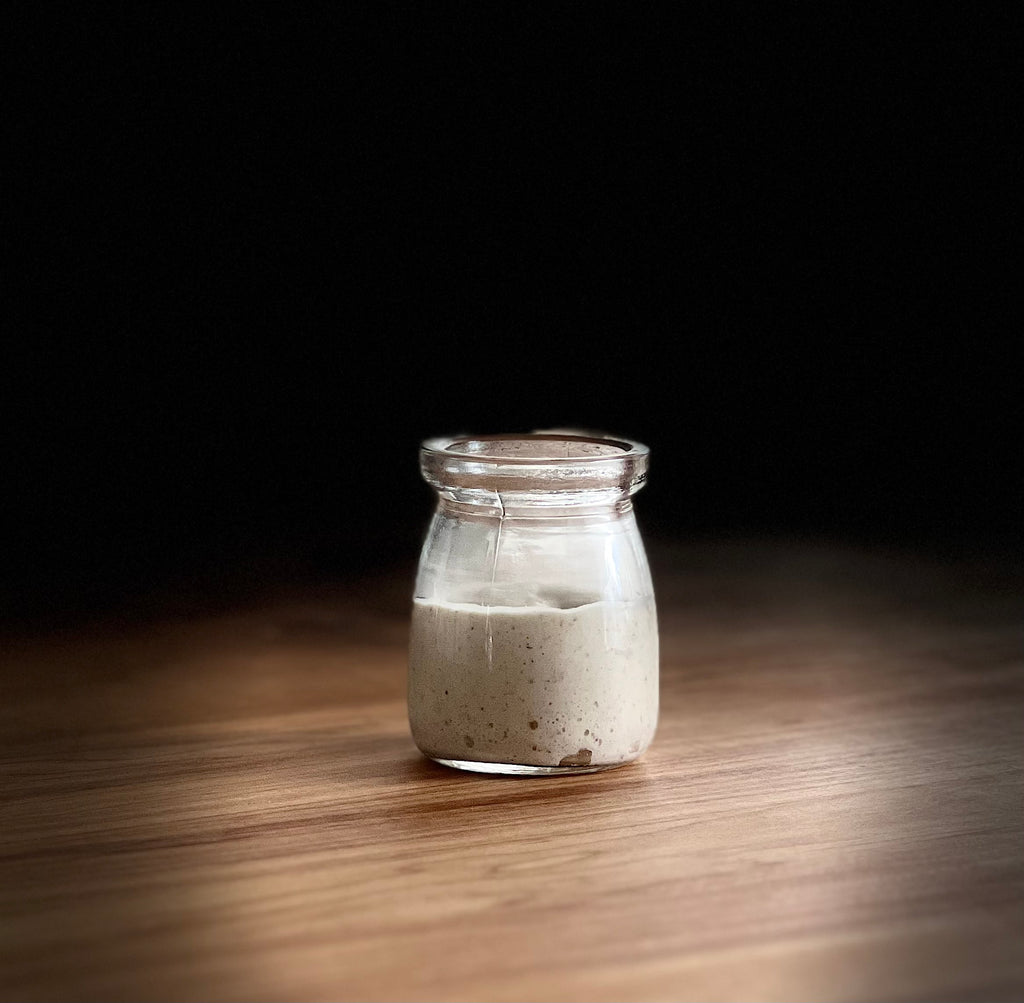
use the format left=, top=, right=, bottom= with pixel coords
left=429, top=756, right=634, bottom=776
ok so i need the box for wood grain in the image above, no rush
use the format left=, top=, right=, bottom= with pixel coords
left=2, top=541, right=1022, bottom=1002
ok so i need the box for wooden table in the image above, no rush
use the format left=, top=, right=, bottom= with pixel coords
left=2, top=540, right=1022, bottom=1002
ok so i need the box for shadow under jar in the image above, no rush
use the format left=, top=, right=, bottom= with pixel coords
left=408, top=432, right=659, bottom=775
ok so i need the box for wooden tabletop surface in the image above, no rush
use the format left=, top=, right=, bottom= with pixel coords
left=2, top=540, right=1022, bottom=1002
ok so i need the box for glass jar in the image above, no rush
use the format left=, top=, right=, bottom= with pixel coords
left=408, top=432, right=658, bottom=775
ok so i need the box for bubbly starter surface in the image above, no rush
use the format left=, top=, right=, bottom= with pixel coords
left=408, top=593, right=658, bottom=768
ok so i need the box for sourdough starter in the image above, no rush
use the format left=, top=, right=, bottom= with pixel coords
left=408, top=593, right=658, bottom=769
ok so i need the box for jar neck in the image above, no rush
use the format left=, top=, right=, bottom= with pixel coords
left=435, top=487, right=634, bottom=521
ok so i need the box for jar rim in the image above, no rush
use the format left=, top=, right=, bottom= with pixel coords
left=420, top=431, right=650, bottom=499
left=421, top=431, right=649, bottom=466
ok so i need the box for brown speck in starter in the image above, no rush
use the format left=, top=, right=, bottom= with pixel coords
left=584, top=729, right=589, bottom=736
left=528, top=720, right=538, bottom=730
left=464, top=735, right=475, bottom=748
left=532, top=744, right=538, bottom=751
left=559, top=748, right=593, bottom=767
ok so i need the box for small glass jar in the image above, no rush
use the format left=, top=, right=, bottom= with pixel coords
left=408, top=432, right=658, bottom=775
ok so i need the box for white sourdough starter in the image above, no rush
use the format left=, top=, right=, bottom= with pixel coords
left=408, top=593, right=658, bottom=769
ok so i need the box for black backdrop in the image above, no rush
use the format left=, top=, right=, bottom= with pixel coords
left=5, top=7, right=1019, bottom=623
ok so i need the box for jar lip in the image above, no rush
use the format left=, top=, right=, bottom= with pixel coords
left=420, top=430, right=650, bottom=499
left=421, top=431, right=649, bottom=466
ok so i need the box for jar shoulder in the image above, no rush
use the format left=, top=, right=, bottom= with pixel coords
left=414, top=507, right=654, bottom=604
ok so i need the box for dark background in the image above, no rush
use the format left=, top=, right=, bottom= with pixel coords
left=4, top=7, right=1020, bottom=625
